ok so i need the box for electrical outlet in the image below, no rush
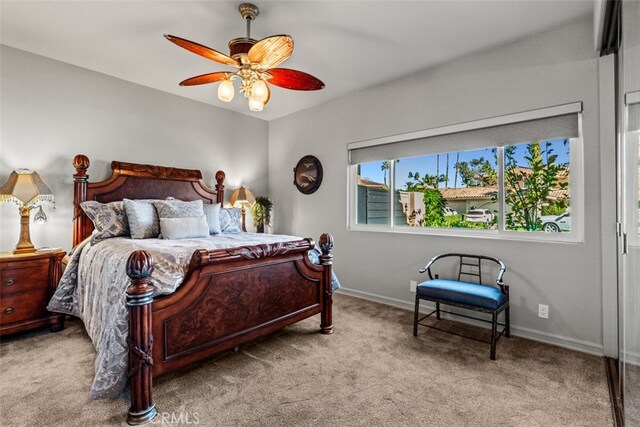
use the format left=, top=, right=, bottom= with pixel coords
left=410, top=280, right=417, bottom=292
left=538, top=304, right=549, bottom=319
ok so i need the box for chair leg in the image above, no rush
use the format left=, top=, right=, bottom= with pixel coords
left=436, top=302, right=441, bottom=320
left=490, top=312, right=498, bottom=360
left=413, top=296, right=420, bottom=336
left=505, top=306, right=511, bottom=338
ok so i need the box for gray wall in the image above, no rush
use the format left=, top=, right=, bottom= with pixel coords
left=0, top=45, right=268, bottom=252
left=269, top=17, right=608, bottom=353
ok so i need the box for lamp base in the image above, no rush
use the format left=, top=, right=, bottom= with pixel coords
left=13, top=206, right=36, bottom=255
left=13, top=245, right=36, bottom=255
left=240, top=207, right=247, bottom=233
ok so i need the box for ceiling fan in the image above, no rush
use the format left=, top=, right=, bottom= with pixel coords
left=164, top=3, right=325, bottom=112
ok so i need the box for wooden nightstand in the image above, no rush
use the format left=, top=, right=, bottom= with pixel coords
left=0, top=249, right=66, bottom=336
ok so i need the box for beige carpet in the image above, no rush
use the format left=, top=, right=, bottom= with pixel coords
left=0, top=294, right=612, bottom=427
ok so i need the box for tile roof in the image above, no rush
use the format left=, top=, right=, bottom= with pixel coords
left=439, top=186, right=498, bottom=200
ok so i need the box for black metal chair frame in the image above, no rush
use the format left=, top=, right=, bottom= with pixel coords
left=413, top=253, right=509, bottom=360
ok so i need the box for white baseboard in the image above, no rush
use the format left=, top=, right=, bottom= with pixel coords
left=337, top=287, right=604, bottom=356
left=622, top=351, right=640, bottom=366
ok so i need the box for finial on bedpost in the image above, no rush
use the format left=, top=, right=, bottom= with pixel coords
left=215, top=170, right=225, bottom=204
left=125, top=250, right=157, bottom=425
left=72, top=154, right=90, bottom=247
left=319, top=233, right=334, bottom=265
left=319, top=233, right=334, bottom=335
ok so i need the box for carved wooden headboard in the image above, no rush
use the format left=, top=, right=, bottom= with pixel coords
left=72, top=154, right=225, bottom=247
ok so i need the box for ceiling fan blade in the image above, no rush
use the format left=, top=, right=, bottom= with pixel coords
left=164, top=34, right=237, bottom=67
left=179, top=72, right=231, bottom=86
left=267, top=68, right=325, bottom=91
left=248, top=35, right=293, bottom=70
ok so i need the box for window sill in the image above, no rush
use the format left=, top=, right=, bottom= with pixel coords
left=347, top=224, right=584, bottom=244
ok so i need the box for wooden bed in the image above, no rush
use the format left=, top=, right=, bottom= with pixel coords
left=71, top=155, right=334, bottom=425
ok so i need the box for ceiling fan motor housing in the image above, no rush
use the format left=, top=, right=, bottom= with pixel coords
left=229, top=37, right=257, bottom=60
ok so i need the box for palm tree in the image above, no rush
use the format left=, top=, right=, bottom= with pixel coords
left=380, top=160, right=399, bottom=186
left=454, top=152, right=460, bottom=187
left=436, top=155, right=440, bottom=188
left=445, top=153, right=450, bottom=188
left=381, top=161, right=390, bottom=185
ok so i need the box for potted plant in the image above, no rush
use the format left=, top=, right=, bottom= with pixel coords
left=251, top=196, right=273, bottom=233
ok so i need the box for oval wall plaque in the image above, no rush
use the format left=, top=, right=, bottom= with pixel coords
left=293, top=155, right=323, bottom=194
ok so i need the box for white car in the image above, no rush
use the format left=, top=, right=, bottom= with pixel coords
left=466, top=209, right=493, bottom=223
left=540, top=212, right=571, bottom=232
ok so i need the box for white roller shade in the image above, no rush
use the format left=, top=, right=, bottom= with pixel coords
left=348, top=102, right=582, bottom=165
left=626, top=91, right=640, bottom=132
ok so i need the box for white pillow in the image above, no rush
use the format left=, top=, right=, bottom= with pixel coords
left=159, top=216, right=209, bottom=240
left=203, top=203, right=222, bottom=234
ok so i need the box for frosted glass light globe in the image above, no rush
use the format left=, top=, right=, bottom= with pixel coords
left=217, top=79, right=235, bottom=102
left=251, top=80, right=269, bottom=103
left=248, top=97, right=264, bottom=112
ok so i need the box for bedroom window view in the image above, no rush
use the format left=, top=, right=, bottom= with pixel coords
left=354, top=139, right=571, bottom=234
left=503, top=139, right=571, bottom=233
left=392, top=148, right=498, bottom=230
left=355, top=160, right=392, bottom=225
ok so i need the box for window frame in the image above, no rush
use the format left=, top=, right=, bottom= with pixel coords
left=347, top=110, right=584, bottom=244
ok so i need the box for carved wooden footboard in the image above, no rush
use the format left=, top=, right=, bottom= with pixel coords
left=125, top=235, right=334, bottom=424
left=70, top=155, right=334, bottom=425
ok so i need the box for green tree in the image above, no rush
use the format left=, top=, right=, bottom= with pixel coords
left=422, top=188, right=446, bottom=227
left=504, top=141, right=568, bottom=231
left=455, top=156, right=497, bottom=187
left=405, top=171, right=445, bottom=191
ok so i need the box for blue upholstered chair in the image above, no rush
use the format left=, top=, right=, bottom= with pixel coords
left=413, top=253, right=509, bottom=360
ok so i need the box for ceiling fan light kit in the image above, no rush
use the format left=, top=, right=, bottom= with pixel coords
left=165, top=3, right=324, bottom=112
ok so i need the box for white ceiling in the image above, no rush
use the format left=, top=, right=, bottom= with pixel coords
left=1, top=1, right=593, bottom=121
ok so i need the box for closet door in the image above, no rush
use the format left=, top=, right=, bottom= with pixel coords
left=620, top=0, right=640, bottom=423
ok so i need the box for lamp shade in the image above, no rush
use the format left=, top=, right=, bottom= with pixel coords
left=229, top=186, right=255, bottom=207
left=0, top=169, right=54, bottom=207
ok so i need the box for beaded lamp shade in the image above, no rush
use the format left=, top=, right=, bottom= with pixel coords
left=0, top=169, right=54, bottom=207
left=0, top=169, right=54, bottom=254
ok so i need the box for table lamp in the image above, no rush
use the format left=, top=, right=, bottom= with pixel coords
left=0, top=169, right=54, bottom=254
left=229, top=186, right=255, bottom=232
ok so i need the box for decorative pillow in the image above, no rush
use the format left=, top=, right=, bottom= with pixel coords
left=219, top=207, right=242, bottom=233
left=153, top=199, right=204, bottom=219
left=123, top=199, right=160, bottom=239
left=159, top=216, right=209, bottom=240
left=203, top=203, right=222, bottom=235
left=80, top=201, right=129, bottom=243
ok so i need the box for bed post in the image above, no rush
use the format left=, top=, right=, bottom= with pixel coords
left=215, top=170, right=225, bottom=204
left=72, top=154, right=90, bottom=247
left=125, top=250, right=157, bottom=425
left=319, top=233, right=334, bottom=334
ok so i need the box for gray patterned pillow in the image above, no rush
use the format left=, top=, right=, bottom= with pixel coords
left=220, top=207, right=242, bottom=233
left=123, top=199, right=159, bottom=239
left=153, top=199, right=204, bottom=219
left=203, top=203, right=222, bottom=235
left=80, top=201, right=129, bottom=244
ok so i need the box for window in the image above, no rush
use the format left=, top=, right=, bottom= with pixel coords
left=356, top=161, right=391, bottom=226
left=626, top=91, right=640, bottom=241
left=348, top=103, right=583, bottom=241
left=503, top=139, right=570, bottom=233
left=392, top=148, right=497, bottom=230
